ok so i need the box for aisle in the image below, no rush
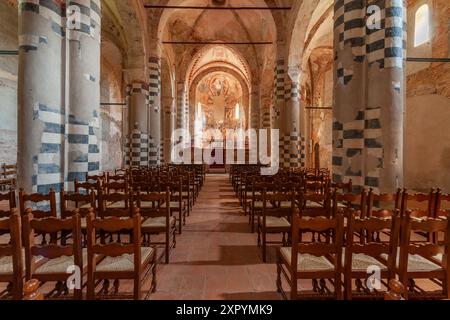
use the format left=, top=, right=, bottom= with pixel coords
left=150, top=174, right=282, bottom=300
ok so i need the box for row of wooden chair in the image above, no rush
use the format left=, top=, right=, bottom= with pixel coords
left=276, top=210, right=450, bottom=300
left=0, top=209, right=157, bottom=300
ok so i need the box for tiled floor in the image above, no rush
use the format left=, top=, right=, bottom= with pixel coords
left=150, top=174, right=282, bottom=300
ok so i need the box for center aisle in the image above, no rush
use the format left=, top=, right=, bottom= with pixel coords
left=150, top=174, right=282, bottom=300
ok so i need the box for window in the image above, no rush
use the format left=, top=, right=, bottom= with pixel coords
left=414, top=4, right=430, bottom=47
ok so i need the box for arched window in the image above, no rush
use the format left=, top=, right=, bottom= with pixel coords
left=414, top=4, right=430, bottom=47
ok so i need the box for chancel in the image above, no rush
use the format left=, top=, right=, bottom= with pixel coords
left=0, top=0, right=449, bottom=302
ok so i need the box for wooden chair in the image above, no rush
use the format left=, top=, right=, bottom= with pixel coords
left=60, top=189, right=96, bottom=245
left=276, top=213, right=344, bottom=300
left=22, top=209, right=85, bottom=299
left=397, top=212, right=450, bottom=299
left=250, top=182, right=274, bottom=233
left=343, top=212, right=400, bottom=299
left=86, top=211, right=157, bottom=300
left=0, top=212, right=24, bottom=300
left=258, top=189, right=294, bottom=263
left=160, top=180, right=188, bottom=234
left=19, top=188, right=57, bottom=244
left=135, top=189, right=176, bottom=264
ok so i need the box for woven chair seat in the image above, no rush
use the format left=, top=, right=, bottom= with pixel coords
left=280, top=247, right=335, bottom=272
left=96, top=247, right=154, bottom=272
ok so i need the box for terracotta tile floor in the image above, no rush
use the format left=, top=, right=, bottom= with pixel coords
left=150, top=174, right=283, bottom=300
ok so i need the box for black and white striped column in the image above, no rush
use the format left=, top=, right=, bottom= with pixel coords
left=148, top=56, right=161, bottom=166
left=273, top=44, right=286, bottom=167
left=333, top=0, right=406, bottom=193
left=66, top=0, right=102, bottom=185
left=283, top=67, right=304, bottom=168
left=128, top=82, right=150, bottom=167
left=18, top=0, right=66, bottom=194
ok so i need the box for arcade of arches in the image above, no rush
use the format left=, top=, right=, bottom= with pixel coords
left=0, top=0, right=450, bottom=300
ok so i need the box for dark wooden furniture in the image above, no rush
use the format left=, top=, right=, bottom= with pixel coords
left=86, top=211, right=157, bottom=300
left=276, top=213, right=345, bottom=300
left=0, top=213, right=23, bottom=300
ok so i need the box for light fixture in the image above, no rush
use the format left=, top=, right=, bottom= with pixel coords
left=235, top=103, right=240, bottom=120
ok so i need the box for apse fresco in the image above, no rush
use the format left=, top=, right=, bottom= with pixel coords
left=195, top=72, right=244, bottom=139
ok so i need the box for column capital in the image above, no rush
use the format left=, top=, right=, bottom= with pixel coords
left=287, top=65, right=302, bottom=84
left=123, top=68, right=146, bottom=84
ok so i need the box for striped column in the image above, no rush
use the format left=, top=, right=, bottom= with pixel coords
left=66, top=0, right=101, bottom=185
left=273, top=45, right=286, bottom=167
left=128, top=82, right=150, bottom=167
left=17, top=0, right=66, bottom=194
left=124, top=84, right=132, bottom=167
left=162, top=96, right=175, bottom=164
left=333, top=0, right=406, bottom=193
left=148, top=56, right=161, bottom=166
left=176, top=83, right=187, bottom=146
left=250, top=84, right=260, bottom=163
left=283, top=68, right=304, bottom=168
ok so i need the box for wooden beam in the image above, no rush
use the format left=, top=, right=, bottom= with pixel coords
left=100, top=103, right=126, bottom=106
left=407, top=57, right=450, bottom=63
left=163, top=41, right=273, bottom=45
left=144, top=5, right=291, bottom=10
left=0, top=50, right=18, bottom=55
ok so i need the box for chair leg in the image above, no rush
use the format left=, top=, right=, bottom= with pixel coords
left=134, top=277, right=141, bottom=300
left=165, top=233, right=170, bottom=264
left=179, top=211, right=182, bottom=235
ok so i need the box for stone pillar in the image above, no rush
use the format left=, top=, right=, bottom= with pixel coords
left=66, top=0, right=102, bottom=184
left=162, top=96, right=175, bottom=164
left=148, top=56, right=161, bottom=166
left=250, top=84, right=260, bottom=162
left=284, top=67, right=304, bottom=168
left=333, top=0, right=406, bottom=193
left=17, top=0, right=66, bottom=194
left=176, top=82, right=188, bottom=146
left=128, top=82, right=150, bottom=167
left=272, top=43, right=286, bottom=167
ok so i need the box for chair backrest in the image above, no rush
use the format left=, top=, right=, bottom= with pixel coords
left=98, top=190, right=133, bottom=218
left=135, top=188, right=170, bottom=219
left=2, top=163, right=17, bottom=180
left=60, top=188, right=96, bottom=219
left=74, top=178, right=101, bottom=194
left=0, top=190, right=16, bottom=218
left=291, top=213, right=345, bottom=272
left=401, top=189, right=435, bottom=218
left=299, top=192, right=332, bottom=218
left=103, top=180, right=128, bottom=195
left=366, top=189, right=402, bottom=218
left=399, top=212, right=450, bottom=273
left=332, top=190, right=368, bottom=218
left=19, top=188, right=57, bottom=219
left=86, top=211, right=141, bottom=273
left=22, top=210, right=82, bottom=278
left=346, top=213, right=400, bottom=271
left=261, top=189, right=294, bottom=220
left=0, top=210, right=23, bottom=299
left=435, top=190, right=450, bottom=218
left=330, top=179, right=353, bottom=193
left=86, top=173, right=106, bottom=183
